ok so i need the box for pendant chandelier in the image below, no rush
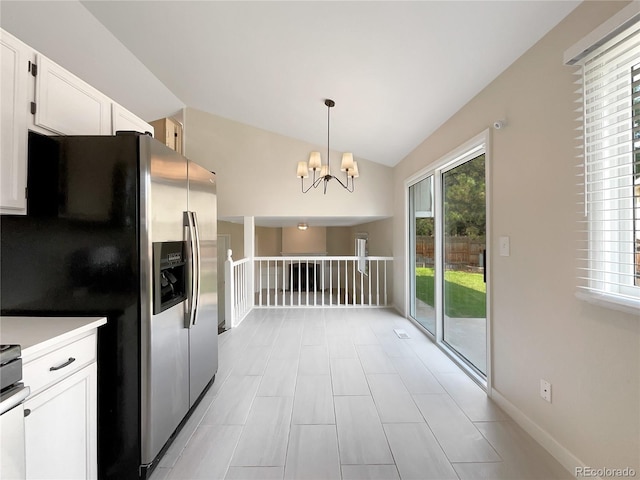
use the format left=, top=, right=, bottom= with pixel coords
left=296, top=99, right=359, bottom=194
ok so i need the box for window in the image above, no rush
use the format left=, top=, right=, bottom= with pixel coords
left=568, top=12, right=640, bottom=312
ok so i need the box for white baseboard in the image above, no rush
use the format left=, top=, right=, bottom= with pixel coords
left=491, top=389, right=595, bottom=480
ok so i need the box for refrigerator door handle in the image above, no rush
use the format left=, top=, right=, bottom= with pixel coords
left=191, top=211, right=202, bottom=326
left=184, top=211, right=197, bottom=328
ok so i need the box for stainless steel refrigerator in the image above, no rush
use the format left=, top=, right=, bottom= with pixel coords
left=0, top=131, right=218, bottom=479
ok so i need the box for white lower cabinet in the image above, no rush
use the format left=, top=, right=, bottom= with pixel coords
left=22, top=333, right=98, bottom=480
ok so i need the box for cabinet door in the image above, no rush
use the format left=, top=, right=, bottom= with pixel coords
left=111, top=103, right=154, bottom=136
left=35, top=55, right=110, bottom=135
left=0, top=30, right=32, bottom=214
left=24, top=363, right=97, bottom=480
left=150, top=117, right=183, bottom=153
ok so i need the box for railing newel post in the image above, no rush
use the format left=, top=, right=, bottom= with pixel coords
left=225, top=249, right=235, bottom=329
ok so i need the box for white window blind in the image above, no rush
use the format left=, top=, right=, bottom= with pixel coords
left=575, top=19, right=640, bottom=313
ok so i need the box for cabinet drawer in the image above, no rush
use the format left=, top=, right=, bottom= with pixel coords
left=24, top=334, right=96, bottom=397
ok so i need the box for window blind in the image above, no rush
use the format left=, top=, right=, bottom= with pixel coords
left=576, top=20, right=640, bottom=311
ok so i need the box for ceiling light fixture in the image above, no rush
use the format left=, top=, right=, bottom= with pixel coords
left=297, top=223, right=308, bottom=231
left=297, top=99, right=359, bottom=194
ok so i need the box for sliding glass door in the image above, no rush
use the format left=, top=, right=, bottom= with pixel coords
left=409, top=176, right=436, bottom=334
left=442, top=154, right=487, bottom=375
left=409, top=141, right=488, bottom=379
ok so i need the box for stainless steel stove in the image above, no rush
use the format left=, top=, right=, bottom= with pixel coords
left=1, top=344, right=23, bottom=390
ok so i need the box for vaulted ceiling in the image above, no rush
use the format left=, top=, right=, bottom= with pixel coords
left=1, top=1, right=579, bottom=168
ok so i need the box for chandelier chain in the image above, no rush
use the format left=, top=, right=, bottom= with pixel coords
left=327, top=100, right=331, bottom=175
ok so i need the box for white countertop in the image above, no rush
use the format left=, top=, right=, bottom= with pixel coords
left=0, top=316, right=107, bottom=358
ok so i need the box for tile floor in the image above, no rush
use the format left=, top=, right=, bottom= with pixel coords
left=149, top=308, right=571, bottom=480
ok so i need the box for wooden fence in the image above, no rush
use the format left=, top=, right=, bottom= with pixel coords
left=415, top=236, right=485, bottom=268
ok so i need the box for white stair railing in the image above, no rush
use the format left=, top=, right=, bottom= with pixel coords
left=253, top=256, right=392, bottom=308
left=224, top=253, right=393, bottom=328
left=224, top=250, right=252, bottom=328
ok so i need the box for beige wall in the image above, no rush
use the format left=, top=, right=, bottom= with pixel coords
left=217, top=220, right=244, bottom=259
left=282, top=226, right=327, bottom=254
left=393, top=1, right=638, bottom=472
left=256, top=226, right=281, bottom=256
left=326, top=227, right=352, bottom=255
left=184, top=108, right=394, bottom=222
left=351, top=218, right=393, bottom=257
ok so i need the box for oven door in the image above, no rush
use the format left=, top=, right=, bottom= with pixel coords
left=0, top=385, right=30, bottom=480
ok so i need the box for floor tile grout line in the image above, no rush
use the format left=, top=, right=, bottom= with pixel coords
left=153, top=309, right=571, bottom=480
left=222, top=312, right=285, bottom=475
left=280, top=310, right=305, bottom=480
left=324, top=312, right=345, bottom=480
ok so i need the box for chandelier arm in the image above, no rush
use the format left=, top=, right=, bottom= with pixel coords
left=301, top=169, right=319, bottom=193
left=331, top=175, right=349, bottom=190
left=301, top=177, right=314, bottom=194
left=345, top=172, right=352, bottom=191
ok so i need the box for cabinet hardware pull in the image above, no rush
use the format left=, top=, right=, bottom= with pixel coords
left=50, top=357, right=76, bottom=371
left=24, top=408, right=31, bottom=417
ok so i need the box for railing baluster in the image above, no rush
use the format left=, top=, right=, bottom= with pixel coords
left=305, top=261, right=308, bottom=306
left=258, top=260, right=262, bottom=307
left=321, top=259, right=325, bottom=306
left=237, top=262, right=241, bottom=314
left=368, top=260, right=372, bottom=306
left=298, top=260, right=301, bottom=306
left=329, top=259, right=333, bottom=306
left=239, top=263, right=243, bottom=320
left=384, top=260, right=387, bottom=305
left=237, top=263, right=241, bottom=315
left=289, top=260, right=293, bottom=306
left=353, top=259, right=357, bottom=306
left=266, top=260, right=271, bottom=306
left=360, top=259, right=364, bottom=306
left=337, top=259, right=341, bottom=306
left=375, top=260, right=379, bottom=306
left=242, top=262, right=246, bottom=313
left=274, top=259, right=278, bottom=306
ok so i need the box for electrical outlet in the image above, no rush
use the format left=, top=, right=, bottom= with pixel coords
left=540, top=379, right=552, bottom=403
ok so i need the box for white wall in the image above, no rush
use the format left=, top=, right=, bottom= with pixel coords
left=184, top=108, right=394, bottom=221
left=393, top=1, right=639, bottom=472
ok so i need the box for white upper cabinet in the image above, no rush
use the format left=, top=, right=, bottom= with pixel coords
left=34, top=54, right=111, bottom=135
left=0, top=30, right=32, bottom=214
left=111, top=103, right=154, bottom=136
left=1, top=28, right=156, bottom=215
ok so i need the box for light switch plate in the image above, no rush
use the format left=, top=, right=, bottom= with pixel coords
left=499, top=236, right=510, bottom=256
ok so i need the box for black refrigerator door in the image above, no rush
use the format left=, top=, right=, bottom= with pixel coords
left=1, top=132, right=143, bottom=480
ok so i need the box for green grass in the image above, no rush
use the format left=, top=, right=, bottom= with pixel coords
left=415, top=267, right=486, bottom=318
